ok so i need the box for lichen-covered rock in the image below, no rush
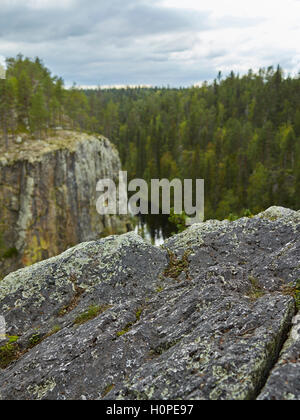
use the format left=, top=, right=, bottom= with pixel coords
left=0, top=131, right=130, bottom=278
left=0, top=207, right=299, bottom=400
left=258, top=314, right=300, bottom=400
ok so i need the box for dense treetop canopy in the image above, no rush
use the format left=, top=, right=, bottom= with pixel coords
left=0, top=56, right=299, bottom=220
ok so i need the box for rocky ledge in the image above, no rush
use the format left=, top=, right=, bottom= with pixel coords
left=0, top=206, right=299, bottom=400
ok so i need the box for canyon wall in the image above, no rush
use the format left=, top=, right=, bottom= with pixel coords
left=0, top=131, right=130, bottom=277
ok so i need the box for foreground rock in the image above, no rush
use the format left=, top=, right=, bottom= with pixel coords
left=0, top=206, right=299, bottom=400
left=258, top=314, right=300, bottom=400
left=0, top=131, right=130, bottom=278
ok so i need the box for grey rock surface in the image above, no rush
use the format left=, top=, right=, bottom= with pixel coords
left=257, top=314, right=300, bottom=400
left=0, top=206, right=299, bottom=400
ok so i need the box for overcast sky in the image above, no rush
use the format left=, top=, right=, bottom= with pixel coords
left=0, top=0, right=299, bottom=87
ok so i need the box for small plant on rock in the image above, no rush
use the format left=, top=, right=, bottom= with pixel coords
left=73, top=305, right=112, bottom=326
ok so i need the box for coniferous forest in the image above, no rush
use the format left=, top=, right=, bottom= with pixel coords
left=1, top=55, right=300, bottom=221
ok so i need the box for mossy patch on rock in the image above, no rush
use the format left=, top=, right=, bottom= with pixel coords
left=281, top=279, right=300, bottom=311
left=163, top=250, right=191, bottom=280
left=247, top=276, right=266, bottom=301
left=102, top=383, right=115, bottom=398
left=73, top=305, right=112, bottom=326
left=0, top=337, right=20, bottom=369
left=116, top=306, right=144, bottom=337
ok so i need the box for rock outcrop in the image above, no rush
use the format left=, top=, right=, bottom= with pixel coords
left=0, top=131, right=130, bottom=278
left=0, top=206, right=299, bottom=400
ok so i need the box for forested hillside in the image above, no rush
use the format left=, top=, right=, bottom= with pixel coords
left=1, top=56, right=300, bottom=220
left=83, top=70, right=300, bottom=220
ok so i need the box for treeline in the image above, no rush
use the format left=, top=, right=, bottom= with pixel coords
left=82, top=67, right=300, bottom=219
left=0, top=54, right=89, bottom=146
left=1, top=56, right=300, bottom=220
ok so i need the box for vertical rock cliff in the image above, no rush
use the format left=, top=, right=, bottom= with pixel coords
left=0, top=131, right=130, bottom=277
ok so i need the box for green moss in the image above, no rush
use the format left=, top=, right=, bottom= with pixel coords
left=156, top=285, right=165, bottom=293
left=102, top=383, right=115, bottom=398
left=292, top=279, right=300, bottom=310
left=116, top=323, right=132, bottom=337
left=50, top=325, right=61, bottom=335
left=7, top=335, right=19, bottom=344
left=296, top=284, right=300, bottom=310
left=73, top=305, right=112, bottom=326
left=163, top=250, right=191, bottom=280
left=0, top=342, right=19, bottom=369
left=247, top=276, right=265, bottom=300
left=0, top=326, right=63, bottom=370
left=116, top=306, right=144, bottom=337
left=28, top=325, right=62, bottom=351
left=135, top=307, right=143, bottom=321
left=282, top=279, right=300, bottom=311
left=29, top=333, right=43, bottom=347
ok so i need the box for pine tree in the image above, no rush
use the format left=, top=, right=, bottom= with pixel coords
left=29, top=86, right=48, bottom=137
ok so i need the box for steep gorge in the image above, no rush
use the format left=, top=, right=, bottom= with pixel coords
left=0, top=131, right=131, bottom=278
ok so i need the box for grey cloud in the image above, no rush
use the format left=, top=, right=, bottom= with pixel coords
left=0, top=0, right=213, bottom=86
left=0, top=0, right=298, bottom=87
left=0, top=0, right=210, bottom=42
left=205, top=49, right=228, bottom=60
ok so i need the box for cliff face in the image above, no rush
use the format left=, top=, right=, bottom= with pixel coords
left=0, top=206, right=299, bottom=400
left=0, top=131, right=130, bottom=277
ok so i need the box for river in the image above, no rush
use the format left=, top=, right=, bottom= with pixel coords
left=134, top=214, right=176, bottom=246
